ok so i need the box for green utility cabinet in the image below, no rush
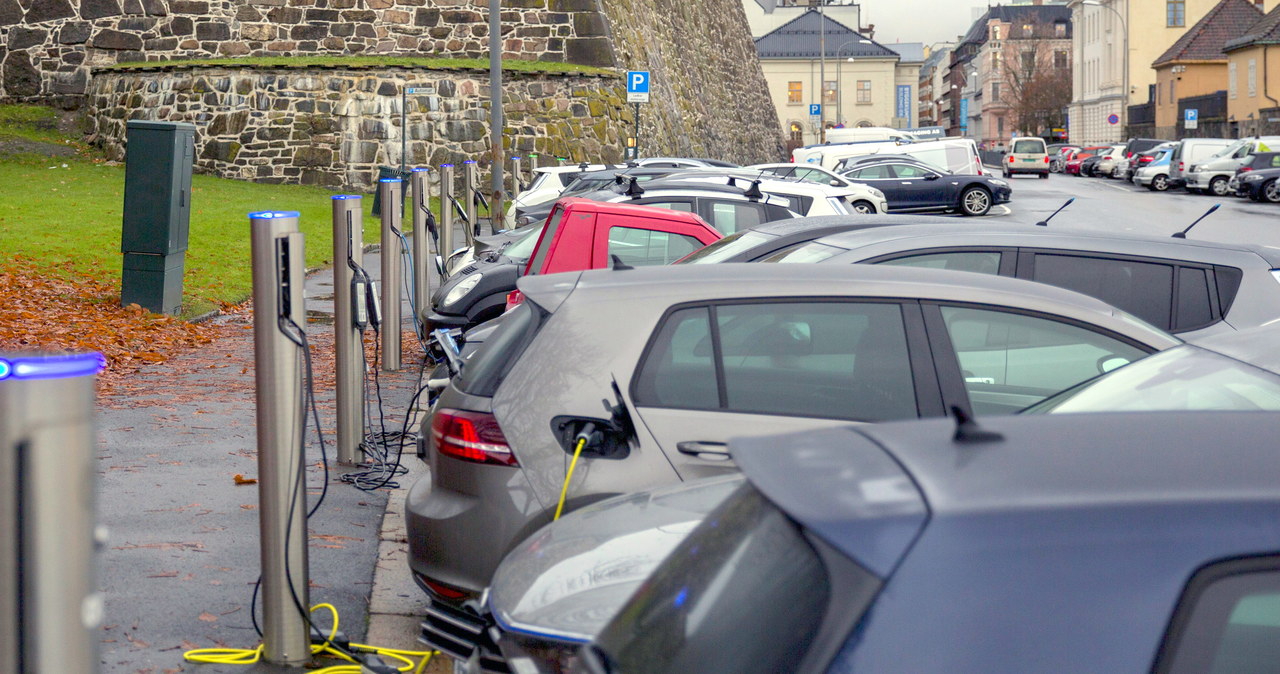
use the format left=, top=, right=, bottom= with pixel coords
left=120, top=120, right=196, bottom=315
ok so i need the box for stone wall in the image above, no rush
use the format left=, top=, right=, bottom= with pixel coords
left=0, top=0, right=612, bottom=101
left=86, top=65, right=629, bottom=189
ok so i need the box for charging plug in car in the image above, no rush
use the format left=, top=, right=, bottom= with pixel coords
left=551, top=416, right=628, bottom=460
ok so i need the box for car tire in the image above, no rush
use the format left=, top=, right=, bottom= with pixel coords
left=1265, top=179, right=1280, bottom=204
left=1039, top=173, right=1048, bottom=180
left=1151, top=175, right=1169, bottom=191
left=1209, top=176, right=1230, bottom=197
left=849, top=200, right=876, bottom=214
left=959, top=186, right=992, bottom=216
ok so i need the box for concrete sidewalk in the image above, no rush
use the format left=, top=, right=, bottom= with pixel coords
left=97, top=238, right=447, bottom=673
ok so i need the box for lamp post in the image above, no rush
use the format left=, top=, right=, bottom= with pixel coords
left=818, top=1, right=826, bottom=142
left=835, top=39, right=864, bottom=126
left=1083, top=0, right=1128, bottom=141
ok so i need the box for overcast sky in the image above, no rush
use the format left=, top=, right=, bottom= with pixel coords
left=859, top=0, right=994, bottom=47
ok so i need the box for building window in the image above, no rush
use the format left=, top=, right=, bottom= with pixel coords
left=1248, top=59, right=1258, bottom=98
left=1055, top=22, right=1067, bottom=38
left=1167, top=0, right=1185, bottom=27
left=992, top=52, right=1003, bottom=73
left=823, top=80, right=837, bottom=105
left=1170, top=77, right=1176, bottom=103
left=1229, top=61, right=1237, bottom=99
left=997, top=116, right=1005, bottom=137
left=1054, top=50, right=1068, bottom=69
left=788, top=81, right=803, bottom=104
left=1022, top=23, right=1034, bottom=37
left=789, top=122, right=804, bottom=143
left=857, top=80, right=872, bottom=104
left=991, top=81, right=1001, bottom=102
left=1022, top=51, right=1036, bottom=73
left=991, top=25, right=1002, bottom=40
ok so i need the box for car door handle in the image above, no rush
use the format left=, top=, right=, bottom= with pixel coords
left=676, top=441, right=732, bottom=461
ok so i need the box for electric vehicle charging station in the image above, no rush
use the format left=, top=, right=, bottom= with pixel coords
left=438, top=164, right=455, bottom=280
left=510, top=155, right=523, bottom=195
left=378, top=179, right=404, bottom=373
left=409, top=168, right=434, bottom=331
left=462, top=160, right=479, bottom=236
left=331, top=195, right=366, bottom=466
left=0, top=352, right=106, bottom=674
left=248, top=211, right=311, bottom=665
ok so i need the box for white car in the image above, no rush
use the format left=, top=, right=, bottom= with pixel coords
left=1093, top=145, right=1126, bottom=178
left=506, top=165, right=611, bottom=218
left=664, top=171, right=888, bottom=215
left=747, top=163, right=890, bottom=214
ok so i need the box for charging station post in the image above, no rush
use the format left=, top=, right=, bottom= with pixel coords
left=378, top=179, right=403, bottom=372
left=438, top=164, right=455, bottom=279
left=0, top=352, right=106, bottom=674
left=331, top=196, right=365, bottom=466
left=409, top=168, right=433, bottom=329
left=462, top=160, right=479, bottom=237
left=248, top=211, right=311, bottom=665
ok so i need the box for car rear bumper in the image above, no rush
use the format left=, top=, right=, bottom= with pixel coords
left=1184, top=172, right=1223, bottom=189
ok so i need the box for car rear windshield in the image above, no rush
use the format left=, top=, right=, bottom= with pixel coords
left=675, top=230, right=774, bottom=264
left=764, top=242, right=847, bottom=263
left=527, top=207, right=567, bottom=273
left=502, top=225, right=545, bottom=262
left=590, top=484, right=832, bottom=674
left=1013, top=139, right=1045, bottom=154
left=454, top=301, right=546, bottom=398
left=1024, top=345, right=1280, bottom=414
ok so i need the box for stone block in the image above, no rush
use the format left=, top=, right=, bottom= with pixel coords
left=2, top=51, right=39, bottom=96
left=58, top=21, right=92, bottom=43
left=505, top=0, right=545, bottom=7
left=92, top=28, right=144, bottom=50
left=330, top=22, right=354, bottom=36
left=547, top=0, right=594, bottom=10
left=293, top=146, right=332, bottom=166
left=218, top=41, right=250, bottom=56
left=564, top=36, right=613, bottom=67
left=241, top=23, right=275, bottom=40
left=24, top=0, right=76, bottom=23
left=140, top=0, right=166, bottom=15
left=305, top=7, right=338, bottom=21
left=0, top=0, right=22, bottom=26
left=572, top=12, right=607, bottom=37
left=169, top=0, right=208, bottom=12
left=167, top=15, right=193, bottom=34
left=235, top=5, right=262, bottom=20
left=145, top=36, right=179, bottom=50
left=266, top=6, right=301, bottom=22
left=195, top=22, right=230, bottom=40
left=9, top=26, right=48, bottom=49
left=342, top=9, right=375, bottom=21
left=201, top=139, right=242, bottom=162
left=440, top=9, right=480, bottom=23
left=290, top=23, right=328, bottom=40
left=384, top=8, right=409, bottom=23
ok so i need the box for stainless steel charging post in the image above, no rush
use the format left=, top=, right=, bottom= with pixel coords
left=378, top=179, right=403, bottom=372
left=248, top=210, right=311, bottom=665
left=409, top=168, right=433, bottom=328
left=331, top=195, right=364, bottom=466
left=438, top=164, right=455, bottom=274
left=462, top=160, right=479, bottom=235
left=0, top=352, right=106, bottom=674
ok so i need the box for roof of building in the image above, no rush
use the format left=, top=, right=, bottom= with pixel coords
left=958, top=4, right=1072, bottom=47
left=754, top=9, right=900, bottom=60
left=1224, top=3, right=1280, bottom=51
left=889, top=42, right=926, bottom=63
left=1154, top=0, right=1263, bottom=65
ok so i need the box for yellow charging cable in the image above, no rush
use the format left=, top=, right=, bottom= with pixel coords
left=183, top=603, right=437, bottom=673
left=553, top=436, right=589, bottom=521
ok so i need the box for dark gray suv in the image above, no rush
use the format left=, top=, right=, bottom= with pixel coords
left=406, top=264, right=1179, bottom=603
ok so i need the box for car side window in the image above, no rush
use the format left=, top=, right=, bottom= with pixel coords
left=1271, top=155, right=1280, bottom=168
left=705, top=201, right=766, bottom=234
left=938, top=305, right=1150, bottom=414
left=877, top=251, right=1003, bottom=275
left=633, top=199, right=695, bottom=213
left=1156, top=561, right=1280, bottom=674
left=893, top=164, right=932, bottom=179
left=1175, top=267, right=1214, bottom=332
left=1030, top=253, right=1175, bottom=330
left=634, top=302, right=918, bottom=422
left=851, top=165, right=893, bottom=179
left=607, top=227, right=705, bottom=267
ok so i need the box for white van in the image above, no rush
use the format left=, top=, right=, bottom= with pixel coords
left=830, top=138, right=985, bottom=176
left=824, top=127, right=916, bottom=144
left=792, top=140, right=902, bottom=166
left=1004, top=137, right=1050, bottom=178
left=1167, top=138, right=1234, bottom=189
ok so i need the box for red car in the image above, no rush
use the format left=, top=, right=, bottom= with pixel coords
left=1065, top=146, right=1110, bottom=175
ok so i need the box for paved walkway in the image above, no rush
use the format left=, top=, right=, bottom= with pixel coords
left=97, top=236, right=447, bottom=673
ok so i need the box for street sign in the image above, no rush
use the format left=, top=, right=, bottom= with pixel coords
left=406, top=87, right=427, bottom=95
left=809, top=103, right=821, bottom=118
left=1107, top=113, right=1120, bottom=125
left=1185, top=108, right=1199, bottom=130
left=626, top=71, right=650, bottom=103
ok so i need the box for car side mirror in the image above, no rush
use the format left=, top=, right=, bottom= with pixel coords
left=924, top=174, right=940, bottom=181
left=831, top=179, right=842, bottom=187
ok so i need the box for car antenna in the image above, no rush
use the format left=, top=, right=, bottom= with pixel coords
left=1035, top=197, right=1075, bottom=227
left=743, top=179, right=764, bottom=201
left=1172, top=203, right=1220, bottom=239
left=951, top=405, right=1003, bottom=444
left=625, top=176, right=645, bottom=198
left=578, top=161, right=590, bottom=171
left=609, top=254, right=634, bottom=271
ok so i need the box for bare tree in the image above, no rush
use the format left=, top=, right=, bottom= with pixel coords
left=1002, top=21, right=1072, bottom=137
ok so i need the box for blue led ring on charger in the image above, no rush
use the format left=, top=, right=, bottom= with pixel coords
left=0, top=353, right=106, bottom=381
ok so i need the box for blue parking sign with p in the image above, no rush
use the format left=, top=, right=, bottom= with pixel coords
left=627, top=71, right=650, bottom=103
left=809, top=103, right=822, bottom=117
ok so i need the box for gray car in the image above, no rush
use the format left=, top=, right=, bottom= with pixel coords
left=766, top=223, right=1280, bottom=339
left=406, top=264, right=1180, bottom=605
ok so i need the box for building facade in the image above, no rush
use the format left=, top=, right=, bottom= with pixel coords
left=919, top=43, right=956, bottom=128
left=1224, top=4, right=1280, bottom=136
left=976, top=6, right=1073, bottom=147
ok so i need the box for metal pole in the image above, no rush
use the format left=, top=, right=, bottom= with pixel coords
left=331, top=195, right=364, bottom=466
left=0, top=352, right=105, bottom=674
left=509, top=156, right=521, bottom=201
left=490, top=0, right=504, bottom=238
left=410, top=168, right=433, bottom=330
left=400, top=87, right=408, bottom=175
left=462, top=160, right=478, bottom=236
left=248, top=211, right=310, bottom=665
left=439, top=163, right=455, bottom=280
left=634, top=103, right=641, bottom=159
left=819, top=2, right=826, bottom=143
left=378, top=179, right=403, bottom=372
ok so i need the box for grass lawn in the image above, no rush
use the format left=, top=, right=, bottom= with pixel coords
left=0, top=104, right=465, bottom=319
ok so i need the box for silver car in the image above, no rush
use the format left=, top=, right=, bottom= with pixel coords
left=406, top=264, right=1179, bottom=604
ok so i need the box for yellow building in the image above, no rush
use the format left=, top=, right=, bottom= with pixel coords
left=1151, top=0, right=1264, bottom=134
left=1224, top=4, right=1280, bottom=135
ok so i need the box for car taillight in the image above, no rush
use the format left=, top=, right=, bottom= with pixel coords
left=505, top=289, right=525, bottom=312
left=418, top=574, right=472, bottom=601
left=1240, top=166, right=1253, bottom=173
left=1008, top=156, right=1015, bottom=163
left=1043, top=156, right=1050, bottom=163
left=1179, top=162, right=1185, bottom=171
left=1139, top=156, right=1153, bottom=164
left=431, top=409, right=517, bottom=466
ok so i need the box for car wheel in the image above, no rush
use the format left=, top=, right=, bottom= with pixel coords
left=1265, top=180, right=1280, bottom=204
left=1209, top=176, right=1230, bottom=197
left=1152, top=174, right=1169, bottom=191
left=1039, top=173, right=1048, bottom=180
left=849, top=200, right=876, bottom=214
left=959, top=186, right=992, bottom=216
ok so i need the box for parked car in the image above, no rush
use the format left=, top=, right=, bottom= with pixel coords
left=1121, top=137, right=1166, bottom=160
left=1002, top=136, right=1050, bottom=178
left=507, top=165, right=612, bottom=219
left=632, top=157, right=739, bottom=169
left=585, top=411, right=1280, bottom=673
left=1184, top=137, right=1279, bottom=195
left=747, top=162, right=861, bottom=188
left=1134, top=147, right=1176, bottom=191
left=1118, top=141, right=1176, bottom=182
left=840, top=159, right=1011, bottom=216
left=1026, top=322, right=1280, bottom=414
left=407, top=264, right=1177, bottom=603
left=1091, top=145, right=1126, bottom=177
left=1065, top=146, right=1107, bottom=175
left=1049, top=144, right=1079, bottom=173
left=764, top=223, right=1280, bottom=340
left=1168, top=137, right=1235, bottom=189
left=653, top=170, right=888, bottom=215
left=1235, top=166, right=1280, bottom=202
left=674, top=214, right=954, bottom=265
left=802, top=138, right=984, bottom=175
left=1229, top=152, right=1280, bottom=198
left=425, top=198, right=723, bottom=332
